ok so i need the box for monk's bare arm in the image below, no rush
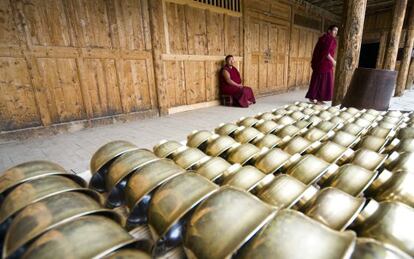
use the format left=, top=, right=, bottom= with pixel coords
left=223, top=70, right=242, bottom=87
left=327, top=54, right=336, bottom=66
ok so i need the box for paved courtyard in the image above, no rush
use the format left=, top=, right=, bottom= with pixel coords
left=0, top=89, right=413, bottom=174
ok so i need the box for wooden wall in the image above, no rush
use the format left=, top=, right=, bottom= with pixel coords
left=0, top=0, right=338, bottom=132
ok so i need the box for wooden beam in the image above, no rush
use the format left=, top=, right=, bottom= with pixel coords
left=332, top=0, right=367, bottom=105
left=382, top=0, right=408, bottom=70
left=376, top=31, right=388, bottom=68
left=406, top=58, right=414, bottom=90
left=395, top=3, right=414, bottom=96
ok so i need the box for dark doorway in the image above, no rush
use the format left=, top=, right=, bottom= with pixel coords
left=359, top=42, right=379, bottom=68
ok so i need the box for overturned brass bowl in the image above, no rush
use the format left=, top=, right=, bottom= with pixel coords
left=303, top=127, right=334, bottom=142
left=293, top=120, right=312, bottom=129
left=342, top=123, right=366, bottom=136
left=105, top=149, right=159, bottom=207
left=0, top=160, right=68, bottom=197
left=276, top=124, right=302, bottom=138
left=324, top=164, right=377, bottom=196
left=360, top=112, right=380, bottom=122
left=148, top=173, right=218, bottom=255
left=125, top=159, right=185, bottom=225
left=319, top=110, right=334, bottom=120
left=0, top=175, right=90, bottom=226
left=254, top=148, right=295, bottom=174
left=367, top=109, right=384, bottom=117
left=238, top=209, right=356, bottom=259
left=104, top=249, right=151, bottom=259
left=397, top=127, right=414, bottom=139
left=314, top=141, right=354, bottom=164
left=303, top=187, right=366, bottom=230
left=395, top=139, right=414, bottom=153
left=205, top=135, right=237, bottom=157
left=233, top=126, right=263, bottom=143
left=214, top=123, right=239, bottom=136
left=331, top=131, right=361, bottom=148
left=256, top=112, right=277, bottom=121
left=386, top=110, right=404, bottom=118
left=377, top=121, right=398, bottom=130
left=227, top=143, right=261, bottom=165
left=286, top=104, right=303, bottom=112
left=184, top=187, right=276, bottom=259
left=187, top=130, right=213, bottom=150
left=370, top=127, right=396, bottom=139
left=252, top=134, right=283, bottom=149
left=312, top=104, right=329, bottom=111
left=257, top=174, right=319, bottom=210
left=358, top=136, right=388, bottom=153
left=153, top=140, right=183, bottom=158
left=172, top=146, right=207, bottom=170
left=339, top=111, right=356, bottom=122
left=353, top=200, right=414, bottom=256
left=283, top=136, right=320, bottom=155
left=371, top=171, right=414, bottom=208
left=195, top=156, right=231, bottom=183
left=354, top=118, right=374, bottom=129
left=351, top=238, right=412, bottom=259
left=286, top=154, right=334, bottom=185
left=302, top=108, right=318, bottom=116
left=3, top=191, right=120, bottom=258
left=386, top=152, right=414, bottom=172
left=308, top=115, right=323, bottom=126
left=237, top=117, right=259, bottom=127
left=23, top=215, right=136, bottom=259
left=351, top=149, right=387, bottom=171
left=330, top=116, right=346, bottom=125
left=345, top=107, right=362, bottom=115
left=316, top=121, right=342, bottom=132
left=382, top=115, right=404, bottom=125
left=90, top=141, right=138, bottom=176
left=290, top=111, right=307, bottom=121
left=254, top=120, right=281, bottom=134
left=276, top=115, right=296, bottom=126
left=222, top=165, right=273, bottom=193
left=272, top=108, right=289, bottom=116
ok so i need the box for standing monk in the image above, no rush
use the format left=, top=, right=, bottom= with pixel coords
left=306, top=25, right=338, bottom=104
left=220, top=55, right=256, bottom=108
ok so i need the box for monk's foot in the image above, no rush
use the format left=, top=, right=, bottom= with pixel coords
left=308, top=99, right=317, bottom=104
left=317, top=101, right=326, bottom=105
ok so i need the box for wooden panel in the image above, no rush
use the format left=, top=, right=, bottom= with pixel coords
left=185, top=61, right=206, bottom=104
left=206, top=11, right=225, bottom=55
left=165, top=2, right=188, bottom=54
left=185, top=6, right=208, bottom=55
left=225, top=15, right=242, bottom=55
left=0, top=57, right=40, bottom=130
left=165, top=61, right=186, bottom=107
left=205, top=60, right=223, bottom=101
left=0, top=0, right=20, bottom=46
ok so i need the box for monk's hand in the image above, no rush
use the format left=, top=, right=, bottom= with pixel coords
left=333, top=60, right=337, bottom=67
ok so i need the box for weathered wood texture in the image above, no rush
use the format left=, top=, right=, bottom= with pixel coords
left=0, top=0, right=157, bottom=131
left=407, top=59, right=414, bottom=89
left=395, top=3, right=414, bottom=96
left=383, top=0, right=408, bottom=70
left=333, top=0, right=367, bottom=105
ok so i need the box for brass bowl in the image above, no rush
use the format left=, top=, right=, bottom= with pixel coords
left=286, top=154, right=336, bottom=185
left=353, top=200, right=414, bottom=256
left=377, top=121, right=398, bottom=130
left=227, top=143, right=261, bottom=165
left=254, top=148, right=297, bottom=174
left=205, top=134, right=237, bottom=157
left=276, top=125, right=304, bottom=139
left=316, top=121, right=343, bottom=132
left=351, top=238, right=412, bottom=259
left=105, top=149, right=159, bottom=208
left=319, top=110, right=334, bottom=120
left=382, top=115, right=405, bottom=125
left=394, top=139, right=414, bottom=153
left=195, top=156, right=231, bottom=183
left=371, top=171, right=414, bottom=208
left=125, top=159, right=185, bottom=225
left=351, top=149, right=387, bottom=171
left=252, top=134, right=284, bottom=149
left=360, top=113, right=380, bottom=122
left=397, top=127, right=414, bottom=139
left=330, top=116, right=346, bottom=125
left=386, top=110, right=404, bottom=118
left=222, top=165, right=274, bottom=193
left=233, top=126, right=263, bottom=143
left=324, top=164, right=377, bottom=196
left=187, top=130, right=213, bottom=150
left=276, top=115, right=296, bottom=126
left=314, top=141, right=354, bottom=164
left=339, top=111, right=357, bottom=122
left=303, top=187, right=366, bottom=230
left=342, top=123, right=366, bottom=136
left=22, top=215, right=136, bottom=259
left=172, top=146, right=208, bottom=170
left=0, top=160, right=67, bottom=197
left=257, top=175, right=319, bottom=210
left=331, top=131, right=361, bottom=148
left=254, top=120, right=281, bottom=134
left=345, top=107, right=362, bottom=115
left=358, top=136, right=389, bottom=153
left=293, top=120, right=312, bottom=129
left=103, top=249, right=151, bottom=259
left=237, top=209, right=356, bottom=259
left=354, top=118, right=374, bottom=129
left=153, top=140, right=183, bottom=158
left=286, top=104, right=303, bottom=112
left=367, top=109, right=384, bottom=117
left=184, top=187, right=276, bottom=259
left=272, top=108, right=289, bottom=116
left=386, top=152, right=414, bottom=172
left=370, top=127, right=396, bottom=139
left=256, top=112, right=278, bottom=121
left=3, top=191, right=120, bottom=258
left=308, top=115, right=323, bottom=126
left=290, top=111, right=307, bottom=121
left=0, top=175, right=91, bottom=227
left=282, top=136, right=321, bottom=155
left=303, top=127, right=334, bottom=142
left=237, top=117, right=259, bottom=127
left=303, top=108, right=318, bottom=116
left=148, top=173, right=218, bottom=255
left=312, top=104, right=329, bottom=111
left=214, top=123, right=239, bottom=136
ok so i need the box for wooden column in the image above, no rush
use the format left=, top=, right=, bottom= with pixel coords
left=149, top=0, right=168, bottom=114
left=406, top=58, right=414, bottom=90
left=382, top=0, right=407, bottom=70
left=376, top=32, right=388, bottom=69
left=332, top=0, right=367, bottom=105
left=395, top=4, right=414, bottom=96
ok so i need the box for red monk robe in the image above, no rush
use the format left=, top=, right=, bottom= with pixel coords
left=306, top=26, right=338, bottom=103
left=220, top=56, right=256, bottom=108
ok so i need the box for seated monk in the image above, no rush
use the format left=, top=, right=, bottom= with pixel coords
left=220, top=55, right=256, bottom=108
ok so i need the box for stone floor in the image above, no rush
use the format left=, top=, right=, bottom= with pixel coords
left=0, top=89, right=413, bottom=174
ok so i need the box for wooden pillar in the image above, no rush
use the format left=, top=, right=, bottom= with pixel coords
left=383, top=0, right=407, bottom=70
left=376, top=32, right=388, bottom=69
left=149, top=0, right=168, bottom=115
left=395, top=4, right=414, bottom=96
left=332, top=0, right=367, bottom=105
left=406, top=58, right=414, bottom=90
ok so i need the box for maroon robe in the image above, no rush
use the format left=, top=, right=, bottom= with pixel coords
left=306, top=33, right=337, bottom=101
left=220, top=65, right=256, bottom=108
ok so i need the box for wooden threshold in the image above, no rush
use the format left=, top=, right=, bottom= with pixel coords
left=168, top=100, right=221, bottom=114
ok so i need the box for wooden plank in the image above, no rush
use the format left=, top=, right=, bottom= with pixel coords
left=184, top=61, right=206, bottom=104
left=206, top=11, right=225, bottom=55
left=161, top=54, right=242, bottom=61
left=164, top=61, right=185, bottom=107
left=224, top=15, right=242, bottom=55
left=185, top=6, right=208, bottom=55
left=0, top=0, right=20, bottom=46
left=168, top=100, right=220, bottom=114
left=165, top=2, right=188, bottom=54
left=165, top=0, right=242, bottom=17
